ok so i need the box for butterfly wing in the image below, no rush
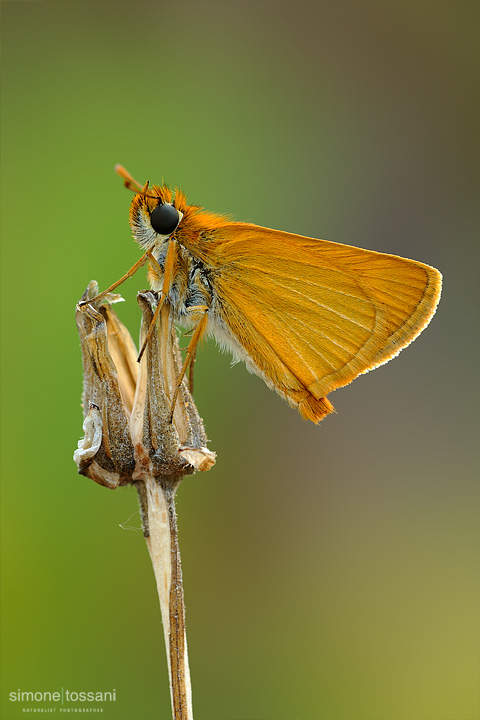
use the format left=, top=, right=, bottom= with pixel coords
left=185, top=223, right=442, bottom=422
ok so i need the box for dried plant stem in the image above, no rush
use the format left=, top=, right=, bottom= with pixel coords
left=141, top=475, right=193, bottom=720
left=75, top=288, right=214, bottom=718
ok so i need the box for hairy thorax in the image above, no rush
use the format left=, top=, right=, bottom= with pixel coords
left=148, top=239, right=214, bottom=329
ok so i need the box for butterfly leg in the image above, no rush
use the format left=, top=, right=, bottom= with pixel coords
left=169, top=307, right=209, bottom=422
left=78, top=251, right=149, bottom=306
left=137, top=240, right=177, bottom=363
left=188, top=344, right=197, bottom=394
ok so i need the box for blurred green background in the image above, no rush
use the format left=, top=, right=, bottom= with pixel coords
left=1, top=2, right=478, bottom=719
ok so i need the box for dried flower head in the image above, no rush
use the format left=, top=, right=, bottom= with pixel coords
left=74, top=281, right=215, bottom=494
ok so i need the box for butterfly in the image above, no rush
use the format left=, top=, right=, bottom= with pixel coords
left=87, top=165, right=442, bottom=423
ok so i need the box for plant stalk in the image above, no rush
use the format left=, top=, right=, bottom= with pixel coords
left=141, top=474, right=193, bottom=720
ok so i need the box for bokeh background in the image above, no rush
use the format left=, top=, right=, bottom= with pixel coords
left=1, top=2, right=478, bottom=719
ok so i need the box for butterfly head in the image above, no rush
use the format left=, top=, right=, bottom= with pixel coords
left=129, top=184, right=187, bottom=250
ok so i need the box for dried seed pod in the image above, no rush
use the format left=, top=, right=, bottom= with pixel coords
left=74, top=281, right=215, bottom=489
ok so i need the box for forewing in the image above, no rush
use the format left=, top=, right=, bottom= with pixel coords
left=186, top=223, right=442, bottom=419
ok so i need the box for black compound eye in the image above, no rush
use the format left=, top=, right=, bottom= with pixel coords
left=149, top=203, right=180, bottom=235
